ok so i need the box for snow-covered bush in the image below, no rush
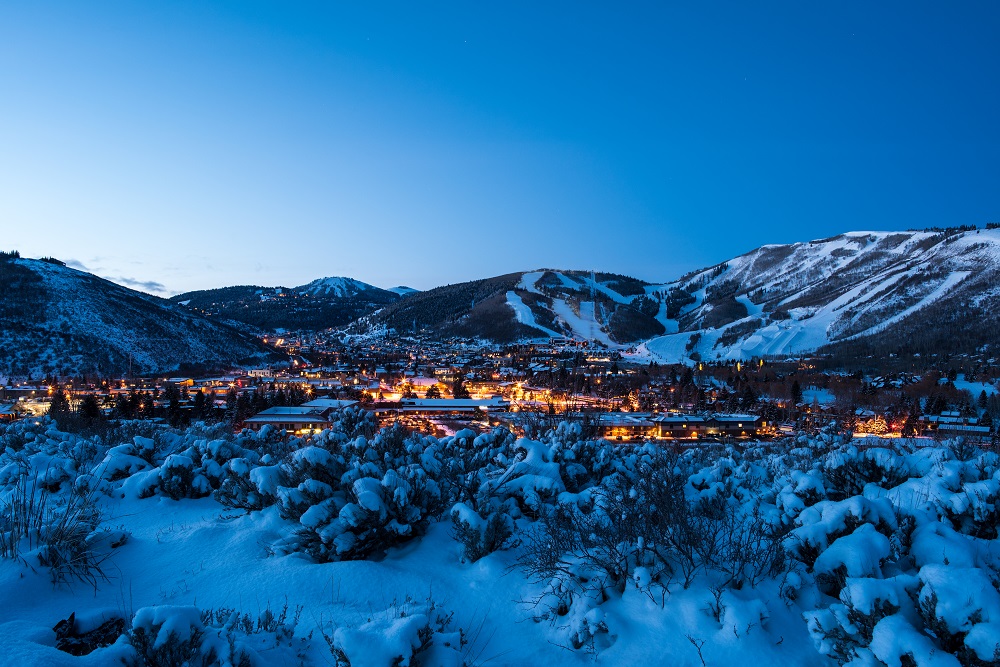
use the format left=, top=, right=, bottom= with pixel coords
left=265, top=425, right=449, bottom=562
left=322, top=595, right=464, bottom=667
left=125, top=602, right=306, bottom=667
left=0, top=465, right=123, bottom=589
left=215, top=457, right=277, bottom=512
left=125, top=606, right=213, bottom=667
left=823, top=446, right=910, bottom=501
left=450, top=502, right=514, bottom=562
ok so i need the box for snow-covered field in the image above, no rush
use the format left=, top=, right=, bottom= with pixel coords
left=2, top=416, right=999, bottom=666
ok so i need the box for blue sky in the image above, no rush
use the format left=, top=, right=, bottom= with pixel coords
left=1, top=2, right=997, bottom=295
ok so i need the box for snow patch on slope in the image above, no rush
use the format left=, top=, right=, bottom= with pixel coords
left=506, top=291, right=562, bottom=337
left=297, top=277, right=375, bottom=298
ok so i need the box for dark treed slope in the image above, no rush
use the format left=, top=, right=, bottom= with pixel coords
left=171, top=277, right=404, bottom=332
left=354, top=270, right=665, bottom=344
left=0, top=253, right=276, bottom=377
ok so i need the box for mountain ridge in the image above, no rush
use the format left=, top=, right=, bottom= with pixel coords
left=170, top=277, right=407, bottom=332
left=343, top=228, right=1000, bottom=359
left=8, top=226, right=998, bottom=374
left=637, top=228, right=1000, bottom=362
left=0, top=255, right=276, bottom=377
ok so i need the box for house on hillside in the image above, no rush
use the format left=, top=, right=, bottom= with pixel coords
left=398, top=397, right=510, bottom=415
left=301, top=398, right=359, bottom=410
left=593, top=413, right=655, bottom=440
left=654, top=414, right=706, bottom=439
left=653, top=414, right=762, bottom=439
left=0, top=404, right=19, bottom=423
left=244, top=406, right=335, bottom=435
left=919, top=411, right=992, bottom=441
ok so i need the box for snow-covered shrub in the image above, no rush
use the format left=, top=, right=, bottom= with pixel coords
left=485, top=438, right=567, bottom=518
left=518, top=506, right=617, bottom=651
left=125, top=606, right=211, bottom=666
left=277, top=446, right=344, bottom=522
left=915, top=565, right=1000, bottom=666
left=700, top=494, right=789, bottom=589
left=158, top=454, right=208, bottom=500
left=786, top=496, right=896, bottom=572
left=517, top=443, right=791, bottom=652
left=125, top=602, right=306, bottom=667
left=0, top=466, right=121, bottom=589
left=329, top=407, right=379, bottom=441
left=271, top=425, right=448, bottom=562
left=823, top=447, right=910, bottom=500
left=942, top=477, right=1000, bottom=540
left=807, top=566, right=1000, bottom=667
left=53, top=610, right=127, bottom=656
left=323, top=595, right=464, bottom=667
left=296, top=466, right=443, bottom=562
left=215, top=457, right=277, bottom=512
left=775, top=469, right=827, bottom=515
left=433, top=427, right=517, bottom=513
left=111, top=433, right=259, bottom=501
left=805, top=575, right=917, bottom=664
left=450, top=502, right=514, bottom=562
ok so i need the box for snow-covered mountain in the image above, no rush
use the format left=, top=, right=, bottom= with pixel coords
left=171, top=278, right=401, bottom=332
left=359, top=270, right=664, bottom=343
left=296, top=276, right=379, bottom=298
left=31, top=226, right=995, bottom=361
left=350, top=228, right=1000, bottom=359
left=0, top=256, right=275, bottom=377
left=638, top=228, right=1000, bottom=362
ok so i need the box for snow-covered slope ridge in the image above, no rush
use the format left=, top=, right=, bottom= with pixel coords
left=296, top=276, right=378, bottom=298
left=639, top=229, right=1000, bottom=362
left=0, top=258, right=269, bottom=376
left=503, top=269, right=662, bottom=344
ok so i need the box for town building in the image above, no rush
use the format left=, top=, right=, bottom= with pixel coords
left=244, top=406, right=335, bottom=435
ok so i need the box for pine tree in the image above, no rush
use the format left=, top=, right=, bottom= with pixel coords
left=192, top=390, right=206, bottom=417
left=453, top=377, right=471, bottom=399
left=48, top=386, right=70, bottom=417
left=78, top=394, right=103, bottom=423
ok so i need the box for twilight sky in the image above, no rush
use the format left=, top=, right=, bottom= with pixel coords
left=1, top=2, right=998, bottom=295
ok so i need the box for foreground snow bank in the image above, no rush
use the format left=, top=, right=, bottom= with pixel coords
left=2, top=417, right=999, bottom=666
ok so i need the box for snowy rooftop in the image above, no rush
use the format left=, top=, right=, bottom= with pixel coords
left=301, top=398, right=358, bottom=409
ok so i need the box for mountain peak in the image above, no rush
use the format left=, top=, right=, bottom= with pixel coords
left=296, top=276, right=376, bottom=298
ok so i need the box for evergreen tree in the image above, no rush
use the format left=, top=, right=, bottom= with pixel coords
left=192, top=390, right=206, bottom=417
left=78, top=394, right=103, bottom=423
left=232, top=393, right=253, bottom=428
left=48, top=386, right=70, bottom=418
left=980, top=411, right=993, bottom=429
left=453, top=377, right=471, bottom=399
left=790, top=380, right=803, bottom=405
left=274, top=388, right=288, bottom=406
left=167, top=396, right=183, bottom=426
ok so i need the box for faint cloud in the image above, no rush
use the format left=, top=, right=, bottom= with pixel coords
left=105, top=275, right=169, bottom=294
left=65, top=258, right=89, bottom=270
